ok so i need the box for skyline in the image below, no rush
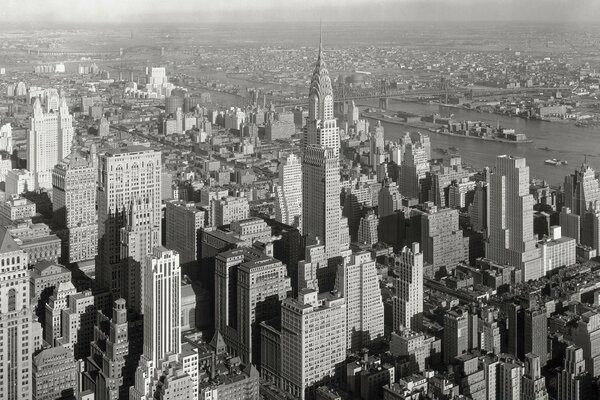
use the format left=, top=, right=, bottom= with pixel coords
left=2, top=0, right=600, bottom=24
left=1, top=2, right=600, bottom=399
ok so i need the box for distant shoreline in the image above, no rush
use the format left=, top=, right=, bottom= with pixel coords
left=362, top=112, right=533, bottom=144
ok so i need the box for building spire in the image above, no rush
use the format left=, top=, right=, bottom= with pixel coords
left=318, top=20, right=323, bottom=61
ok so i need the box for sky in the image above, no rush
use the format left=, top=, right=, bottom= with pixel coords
left=2, top=0, right=600, bottom=24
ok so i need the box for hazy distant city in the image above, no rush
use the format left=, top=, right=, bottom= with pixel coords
left=1, top=1, right=600, bottom=400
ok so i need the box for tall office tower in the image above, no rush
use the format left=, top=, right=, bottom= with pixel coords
left=96, top=146, right=161, bottom=304
left=581, top=205, right=600, bottom=252
left=346, top=100, right=359, bottom=123
left=44, top=281, right=77, bottom=344
left=469, top=180, right=488, bottom=232
left=99, top=117, right=110, bottom=137
left=281, top=289, right=346, bottom=400
left=303, top=31, right=340, bottom=157
left=237, top=255, right=291, bottom=365
left=302, top=145, right=343, bottom=260
left=274, top=153, right=302, bottom=228
left=524, top=307, right=548, bottom=367
left=559, top=207, right=581, bottom=242
left=418, top=132, right=431, bottom=160
left=558, top=346, right=593, bottom=400
left=121, top=198, right=162, bottom=314
left=573, top=310, right=600, bottom=378
left=27, top=97, right=74, bottom=189
left=497, top=356, right=524, bottom=400
left=378, top=181, right=403, bottom=219
left=370, top=121, right=385, bottom=169
left=0, top=231, right=34, bottom=400
left=342, top=181, right=377, bottom=241
left=335, top=251, right=384, bottom=350
left=215, top=249, right=246, bottom=350
left=130, top=247, right=181, bottom=399
left=85, top=299, right=131, bottom=400
left=357, top=212, right=379, bottom=245
left=443, top=307, right=469, bottom=364
left=165, top=200, right=205, bottom=272
left=486, top=155, right=542, bottom=281
left=143, top=247, right=181, bottom=364
left=393, top=243, right=423, bottom=332
left=522, top=354, right=549, bottom=400
left=297, top=243, right=327, bottom=292
left=478, top=306, right=501, bottom=355
left=398, top=140, right=429, bottom=202
left=418, top=203, right=468, bottom=268
left=53, top=149, right=98, bottom=263
left=563, top=163, right=600, bottom=216
left=480, top=354, right=499, bottom=400
left=429, top=156, right=474, bottom=207
left=0, top=122, right=13, bottom=153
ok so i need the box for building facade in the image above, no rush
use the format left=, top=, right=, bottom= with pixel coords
left=27, top=97, right=73, bottom=189
left=53, top=149, right=98, bottom=263
left=96, top=146, right=161, bottom=303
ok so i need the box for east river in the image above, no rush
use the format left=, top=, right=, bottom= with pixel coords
left=361, top=99, right=600, bottom=186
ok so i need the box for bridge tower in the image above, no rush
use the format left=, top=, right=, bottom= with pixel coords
left=440, top=76, right=449, bottom=104
left=119, top=48, right=123, bottom=57
left=379, top=79, right=388, bottom=110
left=160, top=47, right=165, bottom=56
left=335, top=79, right=346, bottom=114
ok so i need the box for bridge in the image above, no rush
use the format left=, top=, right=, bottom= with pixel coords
left=273, top=82, right=571, bottom=109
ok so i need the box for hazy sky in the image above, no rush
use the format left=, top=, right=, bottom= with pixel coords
left=2, top=0, right=599, bottom=24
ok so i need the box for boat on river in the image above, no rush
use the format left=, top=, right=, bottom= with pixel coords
left=545, top=159, right=568, bottom=166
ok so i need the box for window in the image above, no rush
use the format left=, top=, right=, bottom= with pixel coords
left=8, top=288, right=16, bottom=312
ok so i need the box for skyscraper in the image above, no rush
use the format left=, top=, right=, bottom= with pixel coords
left=130, top=247, right=181, bottom=399
left=357, top=212, right=379, bottom=245
left=304, top=29, right=340, bottom=157
left=563, top=163, right=600, bottom=216
left=418, top=203, right=468, bottom=268
left=524, top=307, right=548, bottom=368
left=398, top=137, right=429, bottom=202
left=165, top=200, right=205, bottom=272
left=522, top=353, right=549, bottom=400
left=237, top=255, right=291, bottom=365
left=144, top=247, right=181, bottom=365
left=27, top=96, right=74, bottom=189
left=378, top=181, right=403, bottom=218
left=52, top=149, right=98, bottom=263
left=302, top=145, right=343, bottom=260
left=96, top=146, right=161, bottom=304
left=557, top=346, right=593, bottom=400
left=443, top=307, right=469, bottom=364
left=85, top=299, right=131, bottom=400
left=335, top=251, right=384, bottom=349
left=0, top=230, right=34, bottom=399
left=274, top=153, right=302, bottom=228
left=370, top=121, right=385, bottom=169
left=281, top=289, right=346, bottom=400
left=301, top=29, right=346, bottom=261
left=393, top=243, right=423, bottom=332
left=486, top=155, right=542, bottom=281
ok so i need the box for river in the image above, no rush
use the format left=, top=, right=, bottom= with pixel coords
left=360, top=99, right=600, bottom=186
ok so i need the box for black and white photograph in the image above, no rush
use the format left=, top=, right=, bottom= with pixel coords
left=0, top=1, right=599, bottom=399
